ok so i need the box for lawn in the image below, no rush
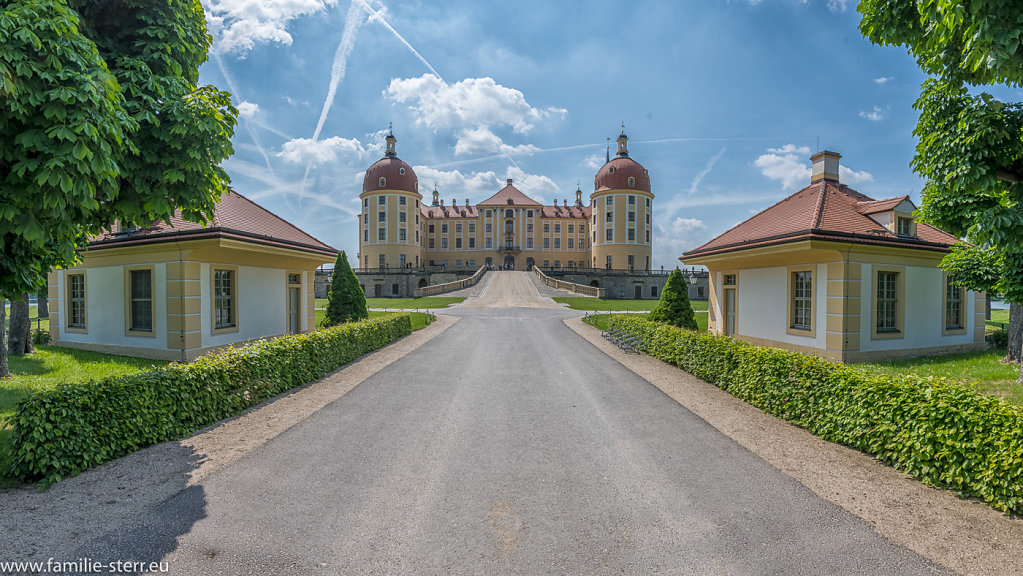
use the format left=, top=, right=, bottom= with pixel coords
left=859, top=349, right=1023, bottom=405
left=314, top=309, right=435, bottom=330
left=0, top=313, right=433, bottom=485
left=3, top=303, right=49, bottom=333
left=556, top=297, right=709, bottom=312
left=987, top=308, right=1009, bottom=330
left=315, top=297, right=464, bottom=310
left=583, top=312, right=709, bottom=333
left=0, top=346, right=166, bottom=487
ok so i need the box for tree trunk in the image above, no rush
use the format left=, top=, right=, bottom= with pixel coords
left=1007, top=303, right=1023, bottom=364
left=8, top=293, right=33, bottom=355
left=37, top=290, right=48, bottom=319
left=0, top=301, right=8, bottom=378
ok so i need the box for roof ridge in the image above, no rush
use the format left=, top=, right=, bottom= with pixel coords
left=812, top=181, right=828, bottom=229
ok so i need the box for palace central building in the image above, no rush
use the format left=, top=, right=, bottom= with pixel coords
left=358, top=129, right=654, bottom=273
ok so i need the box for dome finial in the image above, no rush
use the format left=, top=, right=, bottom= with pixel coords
left=616, top=125, right=629, bottom=158
left=621, top=121, right=626, bottom=135
left=385, top=126, right=397, bottom=157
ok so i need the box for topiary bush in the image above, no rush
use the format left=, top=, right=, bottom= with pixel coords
left=324, top=250, right=368, bottom=326
left=8, top=314, right=411, bottom=485
left=608, top=314, right=1023, bottom=514
left=648, top=268, right=698, bottom=330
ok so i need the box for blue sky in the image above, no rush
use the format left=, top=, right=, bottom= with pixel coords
left=199, top=0, right=942, bottom=269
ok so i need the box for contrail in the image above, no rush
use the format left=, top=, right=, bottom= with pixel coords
left=312, top=0, right=367, bottom=141
left=213, top=51, right=276, bottom=179
left=355, top=0, right=444, bottom=81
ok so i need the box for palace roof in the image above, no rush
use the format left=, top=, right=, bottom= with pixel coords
left=683, top=180, right=959, bottom=260
left=88, top=190, right=337, bottom=257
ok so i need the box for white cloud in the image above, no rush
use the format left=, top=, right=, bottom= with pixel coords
left=655, top=217, right=709, bottom=263
left=874, top=76, right=893, bottom=85
left=277, top=136, right=367, bottom=166
left=859, top=106, right=887, bottom=121
left=583, top=154, right=604, bottom=170
left=453, top=126, right=540, bottom=157
left=827, top=0, right=848, bottom=12
left=412, top=166, right=501, bottom=198
left=840, top=165, right=874, bottom=185
left=386, top=74, right=566, bottom=134
left=754, top=144, right=874, bottom=189
left=504, top=166, right=560, bottom=201
left=754, top=144, right=812, bottom=190
left=203, top=0, right=339, bottom=56
left=236, top=101, right=259, bottom=119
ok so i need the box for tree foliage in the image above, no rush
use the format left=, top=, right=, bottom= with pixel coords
left=859, top=1, right=1023, bottom=301
left=0, top=0, right=237, bottom=301
left=649, top=268, right=698, bottom=330
left=324, top=252, right=368, bottom=326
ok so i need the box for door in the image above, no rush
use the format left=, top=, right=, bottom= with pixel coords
left=503, top=255, right=515, bottom=270
left=634, top=285, right=642, bottom=299
left=724, top=288, right=736, bottom=336
left=287, top=287, right=300, bottom=334
left=374, top=284, right=382, bottom=297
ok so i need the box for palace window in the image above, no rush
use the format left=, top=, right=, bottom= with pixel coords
left=399, top=212, right=406, bottom=223
left=606, top=229, right=613, bottom=241
left=543, top=223, right=550, bottom=233
left=399, top=229, right=406, bottom=241
left=378, top=196, right=385, bottom=204
left=399, top=196, right=406, bottom=205
left=442, top=238, right=448, bottom=249
left=628, top=229, right=635, bottom=242
left=378, top=228, right=386, bottom=241
left=628, top=195, right=635, bottom=205
left=945, top=275, right=965, bottom=332
left=456, top=238, right=462, bottom=248
left=876, top=271, right=900, bottom=333
left=441, top=223, right=448, bottom=233
left=527, top=238, right=533, bottom=248
left=67, top=272, right=87, bottom=330
left=543, top=238, right=550, bottom=249
left=791, top=271, right=812, bottom=331
left=469, top=238, right=475, bottom=248
left=897, top=216, right=913, bottom=236
left=554, top=238, right=560, bottom=248
left=128, top=269, right=153, bottom=333
left=456, top=223, right=462, bottom=233
left=213, top=268, right=237, bottom=331
left=378, top=212, right=386, bottom=222
left=628, top=212, right=635, bottom=222
left=554, top=224, right=560, bottom=233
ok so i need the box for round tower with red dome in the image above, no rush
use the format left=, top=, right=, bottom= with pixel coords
left=358, top=129, right=422, bottom=270
left=590, top=126, right=653, bottom=271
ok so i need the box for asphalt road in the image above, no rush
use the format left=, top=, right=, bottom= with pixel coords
left=76, top=273, right=950, bottom=575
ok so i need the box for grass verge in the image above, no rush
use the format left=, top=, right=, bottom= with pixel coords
left=315, top=297, right=464, bottom=310
left=556, top=297, right=709, bottom=312
left=583, top=312, right=708, bottom=332
left=859, top=349, right=1023, bottom=405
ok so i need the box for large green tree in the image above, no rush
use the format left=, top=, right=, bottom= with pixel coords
left=0, top=0, right=237, bottom=375
left=859, top=1, right=1023, bottom=375
left=324, top=252, right=368, bottom=326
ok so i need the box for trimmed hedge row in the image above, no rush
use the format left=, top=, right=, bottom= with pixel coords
left=8, top=314, right=413, bottom=485
left=608, top=315, right=1023, bottom=514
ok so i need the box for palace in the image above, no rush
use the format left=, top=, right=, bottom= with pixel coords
left=357, top=128, right=654, bottom=275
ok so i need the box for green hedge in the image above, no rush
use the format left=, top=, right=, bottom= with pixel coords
left=608, top=315, right=1023, bottom=514
left=8, top=314, right=412, bottom=485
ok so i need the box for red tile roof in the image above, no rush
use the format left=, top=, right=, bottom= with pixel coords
left=540, top=205, right=591, bottom=218
left=88, top=190, right=337, bottom=257
left=478, top=182, right=543, bottom=206
left=421, top=205, right=480, bottom=218
left=856, top=196, right=909, bottom=215
left=683, top=181, right=959, bottom=260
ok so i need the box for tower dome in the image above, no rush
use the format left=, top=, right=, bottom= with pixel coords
left=594, top=129, right=650, bottom=192
left=362, top=130, right=418, bottom=194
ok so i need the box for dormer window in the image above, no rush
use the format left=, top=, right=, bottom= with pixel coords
left=507, top=199, right=513, bottom=205
left=896, top=216, right=913, bottom=236
left=399, top=167, right=405, bottom=175
left=379, top=177, right=386, bottom=187
left=608, top=166, right=615, bottom=174
left=628, top=177, right=635, bottom=187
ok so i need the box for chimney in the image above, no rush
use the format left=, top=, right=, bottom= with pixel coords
left=810, top=150, right=841, bottom=183
left=563, top=199, right=567, bottom=207
left=452, top=198, right=456, bottom=207
left=465, top=198, right=470, bottom=207
left=440, top=199, right=444, bottom=206
left=506, top=178, right=513, bottom=186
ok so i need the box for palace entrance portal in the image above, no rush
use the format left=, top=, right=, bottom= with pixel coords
left=503, top=255, right=515, bottom=270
